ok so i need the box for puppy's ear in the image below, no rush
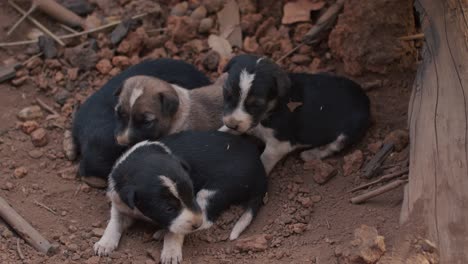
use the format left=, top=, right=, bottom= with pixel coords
left=159, top=91, right=179, bottom=117
left=113, top=84, right=123, bottom=97
left=274, top=68, right=291, bottom=97
left=120, top=185, right=136, bottom=209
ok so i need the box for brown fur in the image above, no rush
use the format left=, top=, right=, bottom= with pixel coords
left=115, top=73, right=227, bottom=145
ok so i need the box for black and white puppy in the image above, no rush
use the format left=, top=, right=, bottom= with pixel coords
left=219, top=54, right=371, bottom=174
left=94, top=131, right=267, bottom=264
left=68, top=59, right=211, bottom=188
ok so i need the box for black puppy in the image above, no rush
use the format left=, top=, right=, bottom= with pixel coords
left=219, top=54, right=370, bottom=174
left=94, top=131, right=267, bottom=264
left=69, top=59, right=211, bottom=188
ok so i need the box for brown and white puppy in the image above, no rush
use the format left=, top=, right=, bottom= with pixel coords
left=114, top=73, right=228, bottom=146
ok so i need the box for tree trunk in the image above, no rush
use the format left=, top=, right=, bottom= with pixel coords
left=401, top=0, right=468, bottom=262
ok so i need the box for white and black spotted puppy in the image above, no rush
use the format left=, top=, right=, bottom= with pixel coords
left=219, top=54, right=371, bottom=174
left=94, top=131, right=267, bottom=264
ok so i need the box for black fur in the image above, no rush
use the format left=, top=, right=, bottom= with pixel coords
left=72, top=59, right=211, bottom=184
left=223, top=54, right=370, bottom=152
left=111, top=131, right=267, bottom=228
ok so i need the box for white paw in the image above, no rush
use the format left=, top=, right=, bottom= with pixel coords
left=160, top=244, right=183, bottom=264
left=300, top=149, right=322, bottom=161
left=93, top=237, right=119, bottom=256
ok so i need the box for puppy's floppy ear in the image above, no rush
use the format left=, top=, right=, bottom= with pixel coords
left=274, top=68, right=291, bottom=97
left=120, top=185, right=136, bottom=209
left=158, top=91, right=179, bottom=117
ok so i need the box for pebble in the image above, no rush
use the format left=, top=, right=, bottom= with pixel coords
left=92, top=228, right=105, bottom=237
left=171, top=2, right=189, bottom=16
left=291, top=54, right=312, bottom=65
left=11, top=76, right=28, bottom=86
left=111, top=56, right=130, bottom=68
left=198, top=17, right=214, bottom=33
left=1, top=182, right=14, bottom=190
left=13, top=166, right=28, bottom=178
left=67, top=67, right=79, bottom=81
left=190, top=5, right=207, bottom=20
left=310, top=195, right=322, bottom=203
left=95, top=59, right=112, bottom=75
left=85, top=256, right=100, bottom=264
left=202, top=50, right=220, bottom=71
left=20, top=121, right=39, bottom=135
left=30, top=128, right=48, bottom=147
left=28, top=149, right=44, bottom=159
left=55, top=89, right=71, bottom=106
left=303, top=159, right=337, bottom=184
left=384, top=129, right=409, bottom=152
left=235, top=234, right=269, bottom=252
left=17, top=106, right=44, bottom=121
left=343, top=150, right=364, bottom=176
left=68, top=225, right=78, bottom=233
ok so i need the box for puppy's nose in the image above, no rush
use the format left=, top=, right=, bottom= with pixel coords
left=226, top=123, right=238, bottom=130
left=192, top=222, right=202, bottom=230
left=224, top=118, right=240, bottom=131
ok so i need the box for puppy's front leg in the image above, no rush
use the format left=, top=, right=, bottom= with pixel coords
left=161, top=232, right=185, bottom=264
left=94, top=204, right=133, bottom=256
left=261, top=142, right=294, bottom=175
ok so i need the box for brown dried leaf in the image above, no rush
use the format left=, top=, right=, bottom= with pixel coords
left=217, top=0, right=242, bottom=47
left=282, top=0, right=326, bottom=25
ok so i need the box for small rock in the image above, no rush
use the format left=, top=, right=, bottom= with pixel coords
left=2, top=228, right=13, bottom=238
left=85, top=256, right=100, bottom=264
left=191, top=5, right=207, bottom=20
left=112, top=56, right=130, bottom=68
left=20, top=121, right=39, bottom=134
left=202, top=50, right=220, bottom=71
left=168, top=16, right=198, bottom=43
left=303, top=159, right=337, bottom=184
left=58, top=167, right=77, bottom=180
left=291, top=54, right=312, bottom=65
left=55, top=71, right=65, bottom=82
left=198, top=17, right=214, bottom=33
left=343, top=150, right=364, bottom=176
left=17, top=106, right=44, bottom=121
left=25, top=56, right=43, bottom=70
left=71, top=253, right=81, bottom=261
left=14, top=167, right=28, bottom=178
left=235, top=234, right=269, bottom=252
left=92, top=228, right=105, bottom=237
left=11, top=76, right=28, bottom=86
left=171, top=2, right=189, bottom=16
left=68, top=243, right=79, bottom=252
left=290, top=223, right=307, bottom=234
left=64, top=43, right=98, bottom=71
left=55, top=89, right=71, bottom=106
left=96, top=59, right=113, bottom=75
left=241, top=13, right=263, bottom=35
left=203, top=0, right=224, bottom=13
left=38, top=36, right=58, bottom=59
left=67, top=68, right=79, bottom=81
left=28, top=149, right=43, bottom=159
left=336, top=225, right=386, bottom=264
left=309, top=57, right=322, bottom=72
left=110, top=20, right=139, bottom=45
left=243, top=36, right=261, bottom=53
left=368, top=141, right=383, bottom=154
left=68, top=225, right=78, bottom=233
left=297, top=196, right=312, bottom=208
left=384, top=129, right=409, bottom=152
left=1, top=182, right=14, bottom=190
left=310, top=195, right=322, bottom=203
left=109, top=67, right=121, bottom=77
left=238, top=0, right=257, bottom=14
left=31, top=128, right=48, bottom=147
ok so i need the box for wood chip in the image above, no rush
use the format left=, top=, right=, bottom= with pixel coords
left=208, top=34, right=232, bottom=59
left=217, top=0, right=242, bottom=48
left=282, top=0, right=325, bottom=25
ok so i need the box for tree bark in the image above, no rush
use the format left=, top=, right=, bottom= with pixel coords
left=402, top=0, right=468, bottom=263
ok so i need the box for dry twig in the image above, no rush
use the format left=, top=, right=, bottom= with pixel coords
left=350, top=178, right=408, bottom=204
left=17, top=238, right=25, bottom=259
left=302, top=0, right=345, bottom=45
left=7, top=4, right=38, bottom=36
left=36, top=98, right=59, bottom=116
left=399, top=33, right=425, bottom=41
left=350, top=168, right=409, bottom=193
left=276, top=43, right=305, bottom=63
left=362, top=143, right=394, bottom=178
left=33, top=200, right=57, bottom=215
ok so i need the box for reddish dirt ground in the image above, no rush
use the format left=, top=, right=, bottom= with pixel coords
left=0, top=1, right=417, bottom=263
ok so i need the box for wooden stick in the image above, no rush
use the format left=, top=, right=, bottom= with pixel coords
left=7, top=3, right=38, bottom=36
left=0, top=196, right=53, bottom=254
left=302, top=0, right=345, bottom=45
left=362, top=143, right=394, bottom=178
left=33, top=200, right=57, bottom=215
left=8, top=0, right=65, bottom=46
left=276, top=43, right=305, bottom=63
left=17, top=238, right=25, bottom=259
left=350, top=168, right=409, bottom=193
left=34, top=0, right=85, bottom=28
left=399, top=33, right=425, bottom=41
left=59, top=23, right=79, bottom=34
left=36, top=98, right=59, bottom=116
left=350, top=179, right=408, bottom=204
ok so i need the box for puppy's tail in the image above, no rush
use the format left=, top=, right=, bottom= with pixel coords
left=229, top=195, right=264, bottom=240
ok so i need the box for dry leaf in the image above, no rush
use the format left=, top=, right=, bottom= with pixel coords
left=282, top=0, right=326, bottom=25
left=208, top=34, right=232, bottom=59
left=287, top=101, right=303, bottom=112
left=217, top=0, right=242, bottom=48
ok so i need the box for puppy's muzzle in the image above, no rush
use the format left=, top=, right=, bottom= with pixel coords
left=115, top=131, right=130, bottom=146
left=222, top=117, right=241, bottom=131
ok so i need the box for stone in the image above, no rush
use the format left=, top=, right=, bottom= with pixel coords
left=240, top=13, right=263, bottom=35
left=303, top=159, right=337, bottom=184
left=343, top=150, right=364, bottom=176
left=55, top=71, right=65, bottom=82
left=235, top=234, right=269, bottom=252
left=243, top=36, right=261, bottom=53
left=92, top=228, right=105, bottom=237
left=20, top=121, right=39, bottom=134
left=85, top=256, right=100, bottom=264
left=310, top=195, right=322, bottom=203
left=368, top=141, right=383, bottom=154
left=112, top=56, right=130, bottom=68
left=17, top=106, right=44, bottom=121
left=336, top=225, right=386, bottom=264
left=198, top=17, right=214, bottom=33
left=238, top=0, right=257, bottom=14
left=202, top=50, right=220, bottom=71
left=67, top=68, right=79, bottom=81
left=191, top=5, right=207, bottom=20
left=38, top=36, right=58, bottom=59
left=11, top=76, right=28, bottom=86
left=55, top=89, right=71, bottom=106
left=31, top=128, right=48, bottom=147
left=59, top=167, right=77, bottom=180
left=384, top=129, right=409, bottom=152
left=309, top=57, right=322, bottom=72
left=96, top=59, right=112, bottom=75
left=203, top=0, right=224, bottom=13
left=14, top=167, right=28, bottom=178
left=168, top=16, right=198, bottom=43
left=291, top=54, right=312, bottom=65
left=28, top=149, right=44, bottom=159
left=1, top=182, right=14, bottom=190
left=64, top=43, right=98, bottom=71
left=171, top=2, right=189, bottom=16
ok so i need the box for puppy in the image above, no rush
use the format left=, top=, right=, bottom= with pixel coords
left=94, top=131, right=267, bottom=264
left=113, top=72, right=228, bottom=146
left=219, top=54, right=371, bottom=174
left=69, top=59, right=211, bottom=188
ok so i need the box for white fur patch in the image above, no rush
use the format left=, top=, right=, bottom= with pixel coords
left=159, top=175, right=181, bottom=202
left=250, top=124, right=296, bottom=174
left=161, top=232, right=184, bottom=264
left=256, top=57, right=264, bottom=64
left=168, top=84, right=191, bottom=134
left=129, top=87, right=144, bottom=108
left=300, top=134, right=347, bottom=161
left=169, top=208, right=202, bottom=234
left=195, top=189, right=216, bottom=230
left=112, top=140, right=171, bottom=170
left=239, top=69, right=255, bottom=105
left=229, top=209, right=253, bottom=240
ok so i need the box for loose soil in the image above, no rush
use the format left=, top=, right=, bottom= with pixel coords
left=0, top=0, right=417, bottom=263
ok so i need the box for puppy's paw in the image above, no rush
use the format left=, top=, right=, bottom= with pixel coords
left=299, top=148, right=323, bottom=161
left=94, top=237, right=118, bottom=256
left=160, top=244, right=183, bottom=264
